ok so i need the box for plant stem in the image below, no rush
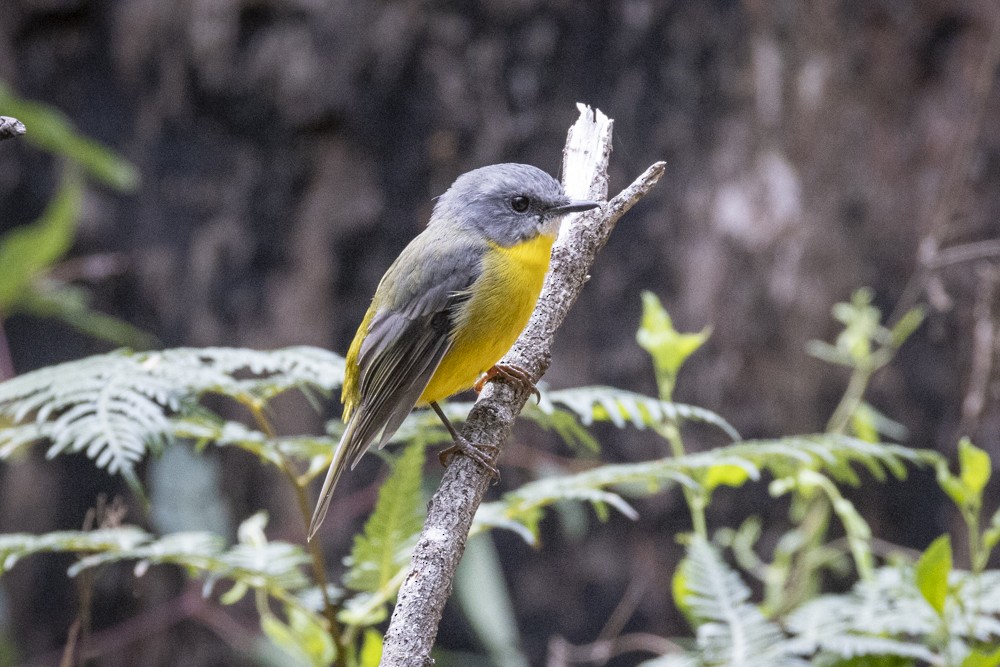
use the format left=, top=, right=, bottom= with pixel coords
left=966, top=506, right=985, bottom=574
left=249, top=402, right=345, bottom=664
left=825, top=364, right=873, bottom=434
left=659, top=421, right=707, bottom=539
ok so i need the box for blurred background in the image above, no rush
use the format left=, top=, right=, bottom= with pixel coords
left=1, top=0, right=998, bottom=665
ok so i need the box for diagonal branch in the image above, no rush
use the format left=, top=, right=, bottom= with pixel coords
left=379, top=105, right=666, bottom=666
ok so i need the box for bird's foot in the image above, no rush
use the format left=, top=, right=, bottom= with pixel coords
left=474, top=363, right=540, bottom=403
left=438, top=437, right=500, bottom=482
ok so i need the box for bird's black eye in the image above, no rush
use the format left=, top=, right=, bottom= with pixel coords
left=510, top=195, right=530, bottom=213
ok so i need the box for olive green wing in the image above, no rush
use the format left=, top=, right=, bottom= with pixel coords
left=308, top=239, right=481, bottom=538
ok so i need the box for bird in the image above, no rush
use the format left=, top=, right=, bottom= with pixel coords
left=308, top=163, right=600, bottom=539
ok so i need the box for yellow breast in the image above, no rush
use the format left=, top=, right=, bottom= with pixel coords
left=418, top=233, right=555, bottom=404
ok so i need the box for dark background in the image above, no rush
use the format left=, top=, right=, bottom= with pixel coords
left=1, top=0, right=998, bottom=665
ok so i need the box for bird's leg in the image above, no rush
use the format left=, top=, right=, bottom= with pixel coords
left=474, top=363, right=541, bottom=403
left=431, top=401, right=500, bottom=481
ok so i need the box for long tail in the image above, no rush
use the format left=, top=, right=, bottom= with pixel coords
left=307, top=417, right=360, bottom=540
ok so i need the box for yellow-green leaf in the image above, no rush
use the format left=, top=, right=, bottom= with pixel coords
left=915, top=534, right=951, bottom=616
left=963, top=646, right=1000, bottom=667
left=359, top=629, right=383, bottom=667
left=958, top=438, right=991, bottom=498
left=849, top=403, right=879, bottom=443
left=0, top=82, right=139, bottom=191
left=671, top=555, right=695, bottom=628
left=890, top=306, right=925, bottom=348
left=0, top=167, right=82, bottom=310
left=636, top=291, right=709, bottom=399
left=703, top=463, right=752, bottom=492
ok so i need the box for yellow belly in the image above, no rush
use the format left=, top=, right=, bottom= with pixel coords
left=418, top=233, right=555, bottom=404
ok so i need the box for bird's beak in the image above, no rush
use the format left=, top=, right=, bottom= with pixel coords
left=550, top=199, right=601, bottom=215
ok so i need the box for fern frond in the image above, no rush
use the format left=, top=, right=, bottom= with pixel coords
left=66, top=515, right=312, bottom=605
left=0, top=526, right=149, bottom=575
left=699, top=435, right=921, bottom=486
left=0, top=422, right=50, bottom=459
left=538, top=386, right=740, bottom=441
left=0, top=518, right=311, bottom=605
left=340, top=443, right=426, bottom=626
left=0, top=347, right=346, bottom=481
left=638, top=655, right=700, bottom=667
left=676, top=538, right=806, bottom=667
left=172, top=413, right=338, bottom=479
left=782, top=594, right=938, bottom=663
left=785, top=565, right=1000, bottom=662
left=157, top=346, right=345, bottom=401
left=474, top=435, right=923, bottom=545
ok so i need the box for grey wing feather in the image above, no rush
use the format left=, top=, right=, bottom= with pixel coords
left=350, top=308, right=455, bottom=464
left=309, top=309, right=455, bottom=539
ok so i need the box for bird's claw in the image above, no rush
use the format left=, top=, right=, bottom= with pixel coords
left=438, top=438, right=501, bottom=483
left=474, top=363, right=540, bottom=403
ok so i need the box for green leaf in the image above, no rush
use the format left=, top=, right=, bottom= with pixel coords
left=673, top=537, right=803, bottom=666
left=915, top=535, right=951, bottom=616
left=261, top=606, right=335, bottom=667
left=474, top=435, right=922, bottom=545
left=0, top=167, right=82, bottom=311
left=985, top=507, right=1000, bottom=555
left=805, top=340, right=855, bottom=368
left=359, top=629, right=383, bottom=667
left=455, top=535, right=530, bottom=667
left=785, top=565, right=999, bottom=663
left=539, top=385, right=740, bottom=441
left=963, top=646, right=1000, bottom=667
left=0, top=346, right=346, bottom=481
left=636, top=291, right=710, bottom=399
left=343, top=443, right=425, bottom=594
left=959, top=438, right=991, bottom=498
left=889, top=307, right=925, bottom=349
left=0, top=527, right=149, bottom=576
left=18, top=284, right=158, bottom=349
left=936, top=464, right=969, bottom=510
left=173, top=415, right=339, bottom=480
left=703, top=463, right=752, bottom=492
left=849, top=402, right=879, bottom=443
left=0, top=82, right=139, bottom=190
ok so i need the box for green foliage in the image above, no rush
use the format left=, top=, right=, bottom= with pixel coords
left=0, top=514, right=334, bottom=665
left=261, top=604, right=336, bottom=667
left=0, top=82, right=139, bottom=190
left=0, top=514, right=313, bottom=606
left=0, top=346, right=345, bottom=489
left=473, top=435, right=920, bottom=545
left=785, top=565, right=1000, bottom=665
left=538, top=385, right=740, bottom=441
left=807, top=288, right=925, bottom=437
left=174, top=414, right=339, bottom=481
left=340, top=442, right=426, bottom=627
left=0, top=82, right=150, bottom=348
left=657, top=537, right=805, bottom=667
left=0, top=526, right=148, bottom=576
left=429, top=383, right=740, bottom=454
left=934, top=439, right=999, bottom=574
left=654, top=536, right=1000, bottom=667
left=636, top=290, right=710, bottom=400
left=0, top=287, right=991, bottom=666
left=916, top=535, right=952, bottom=616
left=0, top=167, right=82, bottom=311
left=455, top=535, right=531, bottom=667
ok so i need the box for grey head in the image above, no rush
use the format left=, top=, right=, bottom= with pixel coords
left=429, top=163, right=600, bottom=247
